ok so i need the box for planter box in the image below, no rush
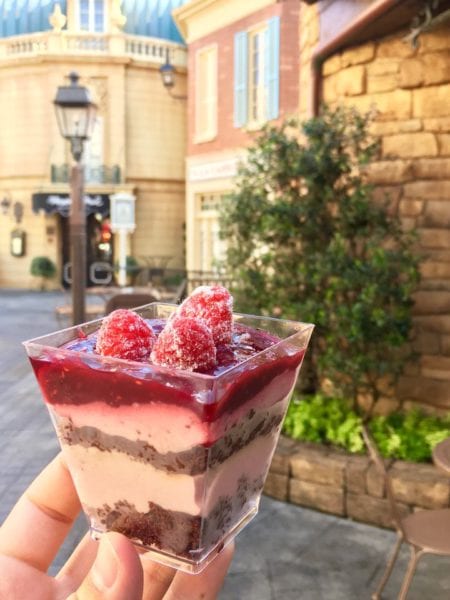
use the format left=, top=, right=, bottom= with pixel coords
left=264, top=436, right=450, bottom=529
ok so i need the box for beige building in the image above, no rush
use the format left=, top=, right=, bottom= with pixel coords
left=0, top=0, right=188, bottom=289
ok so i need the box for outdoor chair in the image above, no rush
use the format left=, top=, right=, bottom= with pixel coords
left=362, top=425, right=450, bottom=600
left=105, top=292, right=157, bottom=314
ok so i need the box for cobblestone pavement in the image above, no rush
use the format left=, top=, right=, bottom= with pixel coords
left=1, top=289, right=450, bottom=599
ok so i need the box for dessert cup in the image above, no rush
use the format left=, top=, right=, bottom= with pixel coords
left=24, top=303, right=313, bottom=573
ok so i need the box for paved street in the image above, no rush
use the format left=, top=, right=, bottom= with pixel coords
left=1, top=289, right=450, bottom=599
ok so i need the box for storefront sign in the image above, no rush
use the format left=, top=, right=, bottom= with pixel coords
left=31, top=193, right=110, bottom=217
left=188, top=158, right=241, bottom=182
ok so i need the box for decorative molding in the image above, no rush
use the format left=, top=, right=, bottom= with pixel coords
left=111, top=0, right=127, bottom=33
left=49, top=3, right=67, bottom=33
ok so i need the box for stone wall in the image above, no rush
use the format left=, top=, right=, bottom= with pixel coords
left=264, top=436, right=450, bottom=529
left=321, top=23, right=450, bottom=413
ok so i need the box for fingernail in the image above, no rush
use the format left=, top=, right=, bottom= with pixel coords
left=92, top=535, right=118, bottom=591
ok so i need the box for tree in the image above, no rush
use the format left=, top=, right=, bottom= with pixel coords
left=220, top=106, right=420, bottom=415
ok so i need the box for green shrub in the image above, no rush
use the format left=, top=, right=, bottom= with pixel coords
left=30, top=256, right=56, bottom=279
left=220, top=106, right=420, bottom=415
left=283, top=394, right=450, bottom=463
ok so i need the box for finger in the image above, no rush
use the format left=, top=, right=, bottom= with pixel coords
left=163, top=542, right=234, bottom=600
left=140, top=554, right=176, bottom=600
left=68, top=532, right=143, bottom=600
left=0, top=555, right=55, bottom=600
left=57, top=532, right=98, bottom=590
left=0, top=453, right=81, bottom=572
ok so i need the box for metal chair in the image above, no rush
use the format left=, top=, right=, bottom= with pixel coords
left=362, top=425, right=450, bottom=600
left=105, top=293, right=157, bottom=315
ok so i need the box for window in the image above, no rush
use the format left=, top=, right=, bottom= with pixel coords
left=234, top=16, right=280, bottom=127
left=195, top=46, right=218, bottom=142
left=196, top=193, right=227, bottom=271
left=79, top=0, right=105, bottom=33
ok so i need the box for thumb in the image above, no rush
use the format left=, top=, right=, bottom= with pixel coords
left=70, top=532, right=143, bottom=600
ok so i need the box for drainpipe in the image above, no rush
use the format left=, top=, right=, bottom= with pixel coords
left=310, top=0, right=404, bottom=115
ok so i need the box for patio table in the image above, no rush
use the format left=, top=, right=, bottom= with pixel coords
left=432, top=437, right=450, bottom=476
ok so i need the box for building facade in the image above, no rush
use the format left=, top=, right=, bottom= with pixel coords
left=0, top=0, right=188, bottom=289
left=174, top=0, right=299, bottom=273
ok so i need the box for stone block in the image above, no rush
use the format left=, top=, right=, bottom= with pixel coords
left=346, top=492, right=409, bottom=529
left=415, top=314, right=450, bottom=333
left=322, top=75, right=337, bottom=102
left=420, top=27, right=450, bottom=52
left=323, top=54, right=341, bottom=76
left=440, top=335, right=450, bottom=356
left=367, top=74, right=398, bottom=94
left=263, top=472, right=289, bottom=501
left=371, top=119, right=422, bottom=136
left=412, top=291, right=450, bottom=315
left=399, top=58, right=424, bottom=89
left=290, top=446, right=347, bottom=487
left=420, top=229, right=450, bottom=249
left=341, top=43, right=375, bottom=67
left=366, top=462, right=386, bottom=498
left=414, top=85, right=450, bottom=118
left=335, top=65, right=365, bottom=96
left=346, top=455, right=370, bottom=494
left=397, top=374, right=450, bottom=407
left=270, top=435, right=297, bottom=475
left=422, top=52, right=450, bottom=86
left=367, top=160, right=414, bottom=184
left=399, top=199, right=423, bottom=217
left=383, top=133, right=438, bottom=159
left=404, top=180, right=450, bottom=199
left=348, top=89, right=412, bottom=121
left=423, top=118, right=450, bottom=132
left=421, top=355, right=450, bottom=380
left=390, top=461, right=450, bottom=509
left=289, top=479, right=345, bottom=516
left=367, top=59, right=400, bottom=76
left=411, top=330, right=442, bottom=355
left=371, top=185, right=402, bottom=212
left=377, top=37, right=416, bottom=59
left=422, top=201, right=450, bottom=227
left=421, top=260, right=450, bottom=280
left=438, top=135, right=450, bottom=157
left=413, top=158, right=450, bottom=180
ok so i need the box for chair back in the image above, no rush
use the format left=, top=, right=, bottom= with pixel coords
left=105, top=293, right=157, bottom=315
left=361, top=425, right=406, bottom=536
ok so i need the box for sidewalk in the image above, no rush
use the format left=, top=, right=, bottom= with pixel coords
left=1, top=289, right=449, bottom=599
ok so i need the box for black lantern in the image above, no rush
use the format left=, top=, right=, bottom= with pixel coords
left=160, top=58, right=175, bottom=89
left=53, top=72, right=97, bottom=162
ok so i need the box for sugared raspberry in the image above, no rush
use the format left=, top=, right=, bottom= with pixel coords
left=178, top=285, right=233, bottom=345
left=96, top=309, right=155, bottom=361
left=151, top=316, right=216, bottom=372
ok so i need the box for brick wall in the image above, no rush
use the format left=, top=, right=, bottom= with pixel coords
left=187, top=0, right=299, bottom=157
left=264, top=436, right=450, bottom=529
left=321, top=23, right=450, bottom=413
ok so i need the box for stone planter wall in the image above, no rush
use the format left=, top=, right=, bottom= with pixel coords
left=263, top=436, right=450, bottom=529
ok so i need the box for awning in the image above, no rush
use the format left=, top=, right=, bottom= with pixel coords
left=32, top=193, right=110, bottom=218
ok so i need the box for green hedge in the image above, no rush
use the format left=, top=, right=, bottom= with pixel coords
left=283, top=394, right=450, bottom=463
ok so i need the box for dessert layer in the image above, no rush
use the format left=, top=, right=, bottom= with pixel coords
left=56, top=400, right=285, bottom=475
left=61, top=432, right=277, bottom=516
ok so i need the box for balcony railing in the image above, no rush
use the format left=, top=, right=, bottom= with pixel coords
left=0, top=31, right=187, bottom=67
left=51, top=164, right=121, bottom=185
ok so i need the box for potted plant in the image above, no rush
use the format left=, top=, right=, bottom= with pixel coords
left=30, top=256, right=57, bottom=291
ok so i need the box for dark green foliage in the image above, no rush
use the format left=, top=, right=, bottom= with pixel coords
left=283, top=394, right=450, bottom=463
left=30, top=256, right=56, bottom=279
left=221, top=106, right=420, bottom=414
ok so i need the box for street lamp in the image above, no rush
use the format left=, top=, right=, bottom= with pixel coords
left=159, top=49, right=187, bottom=100
left=54, top=72, right=97, bottom=325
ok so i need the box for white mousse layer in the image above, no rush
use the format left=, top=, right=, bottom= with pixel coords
left=62, top=432, right=278, bottom=516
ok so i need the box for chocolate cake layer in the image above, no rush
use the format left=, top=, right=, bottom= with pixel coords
left=58, top=405, right=284, bottom=475
left=85, top=472, right=265, bottom=557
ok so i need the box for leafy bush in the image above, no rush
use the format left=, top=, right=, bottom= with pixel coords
left=30, top=256, right=56, bottom=279
left=283, top=394, right=450, bottom=463
left=220, top=106, right=420, bottom=415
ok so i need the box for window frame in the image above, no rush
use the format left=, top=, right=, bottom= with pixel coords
left=247, top=23, right=268, bottom=128
left=195, top=192, right=228, bottom=272
left=77, top=0, right=107, bottom=33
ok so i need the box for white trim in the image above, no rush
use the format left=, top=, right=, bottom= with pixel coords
left=194, top=43, right=218, bottom=143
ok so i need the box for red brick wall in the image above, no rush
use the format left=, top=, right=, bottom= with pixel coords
left=187, top=0, right=299, bottom=156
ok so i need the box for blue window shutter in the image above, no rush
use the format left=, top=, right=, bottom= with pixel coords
left=265, top=15, right=280, bottom=121
left=234, top=30, right=248, bottom=128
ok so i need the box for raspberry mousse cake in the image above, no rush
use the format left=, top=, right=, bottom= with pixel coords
left=24, top=287, right=313, bottom=572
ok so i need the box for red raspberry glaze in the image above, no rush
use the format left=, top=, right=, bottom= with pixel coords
left=178, top=285, right=233, bottom=345
left=151, top=316, right=216, bottom=372
left=96, top=309, right=155, bottom=361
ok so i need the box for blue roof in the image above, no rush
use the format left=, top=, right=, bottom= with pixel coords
left=0, top=0, right=188, bottom=42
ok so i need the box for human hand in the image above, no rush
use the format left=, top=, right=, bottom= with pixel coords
left=0, top=453, right=234, bottom=599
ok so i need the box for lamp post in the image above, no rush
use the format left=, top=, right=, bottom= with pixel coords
left=54, top=72, right=97, bottom=325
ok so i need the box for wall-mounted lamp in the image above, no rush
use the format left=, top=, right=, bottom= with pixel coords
left=159, top=49, right=187, bottom=100
left=13, top=201, right=24, bottom=225
left=1, top=196, right=11, bottom=215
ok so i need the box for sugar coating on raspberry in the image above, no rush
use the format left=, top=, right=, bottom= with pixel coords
left=178, top=285, right=233, bottom=345
left=151, top=316, right=216, bottom=372
left=96, top=309, right=155, bottom=361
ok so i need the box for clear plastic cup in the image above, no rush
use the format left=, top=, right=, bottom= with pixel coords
left=24, top=303, right=313, bottom=573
